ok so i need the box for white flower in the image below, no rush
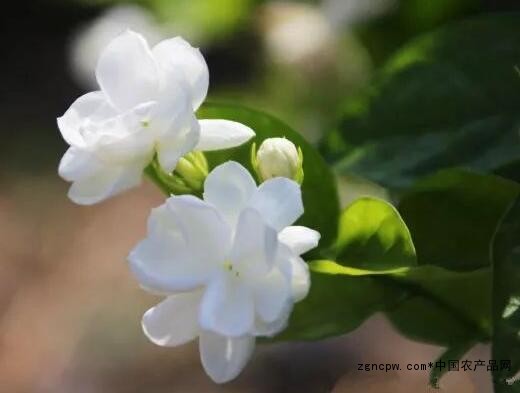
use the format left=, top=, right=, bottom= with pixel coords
left=69, top=5, right=164, bottom=89
left=255, top=137, right=302, bottom=182
left=129, top=161, right=320, bottom=383
left=58, top=30, right=254, bottom=205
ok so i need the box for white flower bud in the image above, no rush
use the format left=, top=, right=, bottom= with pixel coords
left=254, top=138, right=304, bottom=183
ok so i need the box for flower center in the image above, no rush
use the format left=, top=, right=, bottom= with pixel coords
left=223, top=261, right=240, bottom=278
left=141, top=119, right=150, bottom=128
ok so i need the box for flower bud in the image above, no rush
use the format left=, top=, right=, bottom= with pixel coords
left=171, top=151, right=209, bottom=194
left=252, top=137, right=304, bottom=184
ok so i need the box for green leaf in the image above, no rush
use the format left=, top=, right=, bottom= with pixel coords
left=276, top=197, right=416, bottom=341
left=286, top=260, right=491, bottom=345
left=491, top=196, right=520, bottom=391
left=335, top=197, right=416, bottom=269
left=275, top=268, right=405, bottom=341
left=275, top=197, right=415, bottom=341
left=385, top=264, right=491, bottom=346
left=327, top=14, right=520, bottom=188
left=399, top=169, right=520, bottom=271
left=197, top=103, right=340, bottom=253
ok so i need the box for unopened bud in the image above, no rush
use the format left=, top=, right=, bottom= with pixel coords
left=252, top=137, right=304, bottom=184
left=171, top=151, right=209, bottom=193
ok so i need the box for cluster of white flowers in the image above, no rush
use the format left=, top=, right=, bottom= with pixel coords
left=58, top=30, right=254, bottom=204
left=58, top=30, right=319, bottom=383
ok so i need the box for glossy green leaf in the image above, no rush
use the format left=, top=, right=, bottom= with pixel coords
left=491, top=196, right=520, bottom=391
left=197, top=103, right=340, bottom=252
left=399, top=169, right=520, bottom=271
left=326, top=14, right=520, bottom=188
left=385, top=264, right=491, bottom=346
left=276, top=197, right=416, bottom=341
left=275, top=269, right=404, bottom=341
left=286, top=260, right=491, bottom=345
left=335, top=197, right=416, bottom=269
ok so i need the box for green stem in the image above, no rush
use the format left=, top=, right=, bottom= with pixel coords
left=144, top=163, right=171, bottom=196
left=144, top=157, right=204, bottom=197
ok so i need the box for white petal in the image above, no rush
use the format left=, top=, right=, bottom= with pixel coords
left=129, top=236, right=199, bottom=293
left=276, top=244, right=311, bottom=302
left=253, top=267, right=291, bottom=323
left=254, top=303, right=291, bottom=337
left=66, top=162, right=143, bottom=205
left=57, top=91, right=114, bottom=147
left=148, top=68, right=194, bottom=137
left=196, top=120, right=255, bottom=151
left=203, top=161, right=256, bottom=227
left=248, top=177, right=303, bottom=231
left=92, top=130, right=155, bottom=165
left=199, top=273, right=255, bottom=337
left=96, top=30, right=159, bottom=112
left=152, top=36, right=209, bottom=110
left=230, top=208, right=278, bottom=277
left=142, top=291, right=203, bottom=347
left=58, top=146, right=102, bottom=182
left=289, top=256, right=311, bottom=302
left=166, top=195, right=232, bottom=265
left=199, top=331, right=255, bottom=384
left=156, top=113, right=200, bottom=173
left=129, top=197, right=230, bottom=293
left=147, top=204, right=180, bottom=238
left=278, top=226, right=320, bottom=255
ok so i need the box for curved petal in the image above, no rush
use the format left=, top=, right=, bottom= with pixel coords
left=142, top=291, right=202, bottom=347
left=248, top=177, right=303, bottom=231
left=96, top=30, right=159, bottom=112
left=199, top=273, right=255, bottom=337
left=166, top=195, right=232, bottom=265
left=230, top=208, right=278, bottom=277
left=129, top=236, right=199, bottom=293
left=288, top=256, right=311, bottom=302
left=196, top=120, right=255, bottom=152
left=278, top=226, right=320, bottom=255
left=58, top=146, right=103, bottom=182
left=149, top=68, right=194, bottom=137
left=276, top=244, right=311, bottom=303
left=156, top=113, right=200, bottom=173
left=254, top=303, right=291, bottom=337
left=147, top=204, right=180, bottom=239
left=253, top=267, right=291, bottom=323
left=129, top=197, right=230, bottom=293
left=80, top=102, right=156, bottom=164
left=199, top=331, right=255, bottom=384
left=57, top=91, right=114, bottom=147
left=66, top=162, right=143, bottom=205
left=152, top=37, right=209, bottom=110
left=203, top=161, right=256, bottom=227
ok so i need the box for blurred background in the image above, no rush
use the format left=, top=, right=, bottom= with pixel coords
left=1, top=0, right=519, bottom=392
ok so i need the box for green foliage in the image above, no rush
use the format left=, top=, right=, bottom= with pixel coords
left=278, top=192, right=520, bottom=390
left=197, top=103, right=340, bottom=252
left=305, top=261, right=490, bottom=346
left=149, top=0, right=254, bottom=43
left=275, top=267, right=403, bottom=341
left=279, top=198, right=489, bottom=348
left=491, top=196, right=520, bottom=391
left=399, top=0, right=479, bottom=31
left=278, top=198, right=418, bottom=341
left=399, top=169, right=520, bottom=270
left=384, top=264, right=490, bottom=346
left=335, top=197, right=416, bottom=269
left=326, top=14, right=520, bottom=188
